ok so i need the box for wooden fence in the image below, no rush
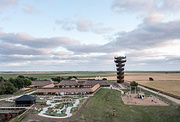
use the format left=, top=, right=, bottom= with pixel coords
left=10, top=104, right=34, bottom=122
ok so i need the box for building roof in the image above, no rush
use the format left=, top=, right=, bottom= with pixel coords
left=36, top=84, right=100, bottom=93
left=14, top=95, right=36, bottom=101
left=56, top=79, right=110, bottom=86
left=58, top=80, right=78, bottom=86
left=31, top=80, right=53, bottom=87
left=42, top=84, right=55, bottom=88
left=81, top=80, right=110, bottom=86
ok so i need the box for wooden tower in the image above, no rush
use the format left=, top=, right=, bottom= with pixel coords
left=114, top=56, right=126, bottom=83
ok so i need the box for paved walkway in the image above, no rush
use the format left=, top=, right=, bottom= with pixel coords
left=138, top=85, right=180, bottom=104
left=125, top=81, right=180, bottom=105
left=106, top=86, right=125, bottom=94
left=0, top=91, right=35, bottom=101
left=38, top=97, right=82, bottom=118
left=118, top=84, right=126, bottom=89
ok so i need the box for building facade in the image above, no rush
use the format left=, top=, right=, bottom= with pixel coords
left=35, top=79, right=110, bottom=95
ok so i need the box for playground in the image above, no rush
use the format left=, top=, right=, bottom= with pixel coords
left=121, top=91, right=169, bottom=106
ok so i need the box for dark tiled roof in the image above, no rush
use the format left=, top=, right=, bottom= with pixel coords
left=15, top=95, right=36, bottom=101
left=31, top=80, right=52, bottom=87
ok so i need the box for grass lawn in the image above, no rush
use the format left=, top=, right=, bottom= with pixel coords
left=71, top=107, right=78, bottom=114
left=75, top=89, right=180, bottom=122
left=44, top=113, right=67, bottom=117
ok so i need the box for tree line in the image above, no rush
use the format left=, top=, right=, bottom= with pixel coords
left=51, top=76, right=78, bottom=83
left=0, top=75, right=34, bottom=95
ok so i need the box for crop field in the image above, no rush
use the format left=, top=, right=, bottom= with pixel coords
left=105, top=72, right=180, bottom=98
left=75, top=89, right=180, bottom=122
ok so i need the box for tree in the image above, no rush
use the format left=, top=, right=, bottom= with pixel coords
left=0, top=76, right=5, bottom=82
left=14, top=78, right=24, bottom=89
left=130, top=81, right=138, bottom=90
left=28, top=77, right=37, bottom=81
left=102, top=78, right=107, bottom=80
left=51, top=77, right=64, bottom=83
left=23, top=78, right=32, bottom=87
left=149, top=77, right=154, bottom=81
left=0, top=81, right=6, bottom=95
left=67, top=76, right=73, bottom=80
left=67, top=76, right=77, bottom=80
left=17, top=75, right=25, bottom=79
left=4, top=81, right=17, bottom=94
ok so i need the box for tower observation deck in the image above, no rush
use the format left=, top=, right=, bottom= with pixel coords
left=114, top=56, right=126, bottom=83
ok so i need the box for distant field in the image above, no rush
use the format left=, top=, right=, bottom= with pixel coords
left=105, top=72, right=180, bottom=98
left=1, top=71, right=180, bottom=98
left=75, top=89, right=180, bottom=122
left=0, top=71, right=116, bottom=80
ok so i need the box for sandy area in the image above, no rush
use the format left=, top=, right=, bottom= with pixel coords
left=121, top=94, right=169, bottom=106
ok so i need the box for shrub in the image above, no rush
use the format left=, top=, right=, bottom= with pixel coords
left=149, top=77, right=154, bottom=81
left=102, top=78, right=107, bottom=80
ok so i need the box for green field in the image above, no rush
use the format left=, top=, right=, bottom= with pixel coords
left=0, top=71, right=116, bottom=80
left=75, top=89, right=180, bottom=122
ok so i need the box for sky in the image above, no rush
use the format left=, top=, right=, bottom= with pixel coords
left=0, top=0, right=180, bottom=71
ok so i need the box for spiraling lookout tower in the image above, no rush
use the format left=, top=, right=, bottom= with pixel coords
left=114, top=56, right=126, bottom=83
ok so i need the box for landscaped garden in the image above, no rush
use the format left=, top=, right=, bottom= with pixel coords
left=36, top=95, right=88, bottom=118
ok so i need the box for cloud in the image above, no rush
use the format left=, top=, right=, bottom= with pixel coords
left=0, top=32, right=78, bottom=48
left=160, top=0, right=180, bottom=12
left=23, top=4, right=42, bottom=14
left=55, top=18, right=115, bottom=34
left=0, top=42, right=50, bottom=55
left=144, top=12, right=165, bottom=24
left=111, top=0, right=180, bottom=14
left=55, top=19, right=75, bottom=31
left=0, top=0, right=18, bottom=9
left=63, top=19, right=180, bottom=55
left=76, top=18, right=93, bottom=32
left=107, top=19, right=180, bottom=50
left=112, top=0, right=155, bottom=13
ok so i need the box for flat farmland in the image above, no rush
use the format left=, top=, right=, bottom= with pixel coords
left=0, top=71, right=116, bottom=80
left=105, top=72, right=180, bottom=98
left=1, top=71, right=180, bottom=98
